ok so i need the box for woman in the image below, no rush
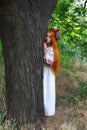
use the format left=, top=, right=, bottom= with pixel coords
left=43, top=28, right=60, bottom=117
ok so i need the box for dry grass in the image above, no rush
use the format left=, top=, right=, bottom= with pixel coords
left=0, top=63, right=87, bottom=130
left=46, top=63, right=87, bottom=130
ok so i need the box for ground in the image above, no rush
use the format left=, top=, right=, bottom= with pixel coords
left=46, top=63, right=87, bottom=130
left=0, top=63, right=87, bottom=130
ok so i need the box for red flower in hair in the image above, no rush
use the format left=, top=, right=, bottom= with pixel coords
left=54, top=28, right=60, bottom=39
left=54, top=28, right=60, bottom=33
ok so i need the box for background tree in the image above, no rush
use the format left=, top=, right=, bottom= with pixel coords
left=0, top=0, right=58, bottom=129
left=49, top=0, right=87, bottom=63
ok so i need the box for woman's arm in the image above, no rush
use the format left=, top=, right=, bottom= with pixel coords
left=44, top=47, right=54, bottom=66
left=44, top=42, right=47, bottom=54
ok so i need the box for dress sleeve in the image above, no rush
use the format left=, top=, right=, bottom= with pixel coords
left=44, top=47, right=54, bottom=66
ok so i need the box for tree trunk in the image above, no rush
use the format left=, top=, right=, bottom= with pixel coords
left=0, top=0, right=57, bottom=129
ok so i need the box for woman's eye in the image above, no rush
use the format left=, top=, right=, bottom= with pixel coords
left=46, top=35, right=51, bottom=38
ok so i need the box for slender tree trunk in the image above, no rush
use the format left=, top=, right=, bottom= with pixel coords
left=0, top=0, right=57, bottom=129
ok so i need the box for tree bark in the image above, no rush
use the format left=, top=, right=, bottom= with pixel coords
left=0, top=0, right=57, bottom=129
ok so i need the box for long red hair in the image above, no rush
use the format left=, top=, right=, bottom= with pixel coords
left=48, top=29, right=60, bottom=76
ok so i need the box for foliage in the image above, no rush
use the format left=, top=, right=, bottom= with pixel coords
left=0, top=73, right=5, bottom=102
left=49, top=0, right=87, bottom=62
left=68, top=80, right=87, bottom=105
left=0, top=109, right=17, bottom=130
left=0, top=1, right=87, bottom=63
left=0, top=109, right=6, bottom=125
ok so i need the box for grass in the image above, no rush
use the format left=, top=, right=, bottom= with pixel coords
left=0, top=108, right=18, bottom=130
left=0, top=61, right=87, bottom=129
left=61, top=123, right=77, bottom=130
left=0, top=74, right=5, bottom=100
left=0, top=108, right=6, bottom=125
left=68, top=81, right=87, bottom=105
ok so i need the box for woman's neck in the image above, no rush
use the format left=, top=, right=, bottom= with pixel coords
left=47, top=42, right=52, bottom=47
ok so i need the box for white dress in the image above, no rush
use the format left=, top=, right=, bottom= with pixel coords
left=43, top=46, right=55, bottom=116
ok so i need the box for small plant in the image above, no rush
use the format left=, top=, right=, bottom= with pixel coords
left=0, top=120, right=18, bottom=130
left=68, top=81, right=87, bottom=105
left=0, top=74, right=6, bottom=108
left=0, top=109, right=6, bottom=125
left=0, top=109, right=17, bottom=130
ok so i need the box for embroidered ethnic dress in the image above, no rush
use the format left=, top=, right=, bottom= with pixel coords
left=43, top=46, right=55, bottom=116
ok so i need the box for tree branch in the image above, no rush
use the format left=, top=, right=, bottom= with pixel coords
left=84, top=0, right=87, bottom=8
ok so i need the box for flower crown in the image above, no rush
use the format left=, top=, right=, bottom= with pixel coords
left=48, top=27, right=60, bottom=40
left=53, top=27, right=60, bottom=39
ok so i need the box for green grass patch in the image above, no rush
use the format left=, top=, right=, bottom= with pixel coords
left=68, top=81, right=87, bottom=105
left=0, top=109, right=18, bottom=130
left=0, top=109, right=6, bottom=125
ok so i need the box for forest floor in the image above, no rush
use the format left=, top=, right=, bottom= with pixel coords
left=47, top=62, right=87, bottom=130
left=0, top=63, right=87, bottom=130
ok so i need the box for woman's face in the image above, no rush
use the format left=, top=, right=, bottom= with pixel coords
left=45, top=32, right=51, bottom=44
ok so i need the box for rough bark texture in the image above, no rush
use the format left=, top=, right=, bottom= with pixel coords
left=0, top=0, right=57, bottom=129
